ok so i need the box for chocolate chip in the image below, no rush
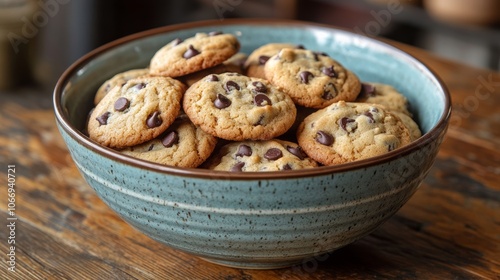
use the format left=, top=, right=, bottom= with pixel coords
left=312, top=51, right=329, bottom=61
left=230, top=162, right=245, bottom=172
left=254, top=115, right=265, bottom=126
left=360, top=83, right=376, bottom=97
left=162, top=131, right=179, bottom=148
left=264, top=148, right=283, bottom=160
left=283, top=164, right=292, bottom=170
left=316, top=130, right=334, bottom=146
left=225, top=81, right=240, bottom=92
left=104, top=83, right=111, bottom=92
left=300, top=71, right=314, bottom=84
left=322, top=83, right=337, bottom=100
left=258, top=55, right=270, bottom=65
left=321, top=66, right=336, bottom=77
left=251, top=81, right=267, bottom=94
left=183, top=45, right=200, bottom=59
left=236, top=145, right=252, bottom=157
left=388, top=142, right=397, bottom=152
left=322, top=91, right=335, bottom=100
left=171, top=38, right=183, bottom=46
left=364, top=111, right=375, bottom=123
left=208, top=31, right=223, bottom=36
left=254, top=94, right=272, bottom=106
left=313, top=53, right=320, bottom=61
left=339, top=117, right=356, bottom=131
left=133, top=83, right=147, bottom=91
left=286, top=145, right=306, bottom=160
left=214, top=94, right=231, bottom=109
left=148, top=144, right=155, bottom=151
left=114, top=97, right=130, bottom=112
left=146, top=111, right=162, bottom=128
left=96, top=112, right=110, bottom=126
left=295, top=44, right=305, bottom=49
left=207, top=74, right=219, bottom=82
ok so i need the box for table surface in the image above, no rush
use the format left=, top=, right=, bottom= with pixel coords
left=1, top=39, right=499, bottom=279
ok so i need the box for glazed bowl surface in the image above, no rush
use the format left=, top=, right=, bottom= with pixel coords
left=54, top=19, right=450, bottom=269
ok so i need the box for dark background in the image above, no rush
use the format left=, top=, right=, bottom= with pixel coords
left=1, top=0, right=499, bottom=93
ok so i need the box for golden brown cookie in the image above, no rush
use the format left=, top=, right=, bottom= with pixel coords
left=392, top=111, right=421, bottom=141
left=223, top=52, right=248, bottom=71
left=119, top=114, right=217, bottom=168
left=264, top=48, right=361, bottom=109
left=204, top=139, right=318, bottom=171
left=178, top=61, right=243, bottom=87
left=182, top=73, right=297, bottom=141
left=356, top=82, right=412, bottom=116
left=94, top=68, right=150, bottom=105
left=149, top=32, right=240, bottom=77
left=87, top=76, right=185, bottom=148
left=297, top=101, right=412, bottom=165
left=244, top=43, right=298, bottom=79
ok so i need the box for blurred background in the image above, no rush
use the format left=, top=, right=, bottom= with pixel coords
left=0, top=0, right=499, bottom=93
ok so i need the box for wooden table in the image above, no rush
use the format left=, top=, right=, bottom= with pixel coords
left=1, top=40, right=499, bottom=279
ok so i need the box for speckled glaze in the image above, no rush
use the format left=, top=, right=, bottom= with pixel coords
left=54, top=19, right=451, bottom=269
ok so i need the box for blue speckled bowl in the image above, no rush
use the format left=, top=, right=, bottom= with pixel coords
left=54, top=19, right=451, bottom=269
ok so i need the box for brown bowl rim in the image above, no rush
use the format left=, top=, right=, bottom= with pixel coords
left=53, top=18, right=451, bottom=180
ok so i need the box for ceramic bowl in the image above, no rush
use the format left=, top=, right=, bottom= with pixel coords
left=54, top=19, right=451, bottom=269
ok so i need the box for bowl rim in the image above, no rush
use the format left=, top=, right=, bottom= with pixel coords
left=53, top=18, right=451, bottom=180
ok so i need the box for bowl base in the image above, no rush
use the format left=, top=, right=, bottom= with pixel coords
left=200, top=257, right=303, bottom=270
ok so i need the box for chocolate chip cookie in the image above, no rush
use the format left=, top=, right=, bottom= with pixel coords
left=356, top=82, right=413, bottom=116
left=149, top=32, right=240, bottom=77
left=88, top=76, right=186, bottom=148
left=244, top=43, right=299, bottom=79
left=178, top=61, right=243, bottom=87
left=204, top=139, right=318, bottom=171
left=94, top=68, right=150, bottom=105
left=120, top=114, right=217, bottom=168
left=392, top=111, right=421, bottom=141
left=297, top=101, right=412, bottom=165
left=223, top=52, right=248, bottom=71
left=264, top=48, right=361, bottom=109
left=183, top=73, right=297, bottom=141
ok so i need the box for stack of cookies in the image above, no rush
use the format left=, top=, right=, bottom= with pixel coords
left=87, top=31, right=421, bottom=171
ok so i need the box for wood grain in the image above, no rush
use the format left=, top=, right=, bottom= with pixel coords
left=1, top=42, right=499, bottom=279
